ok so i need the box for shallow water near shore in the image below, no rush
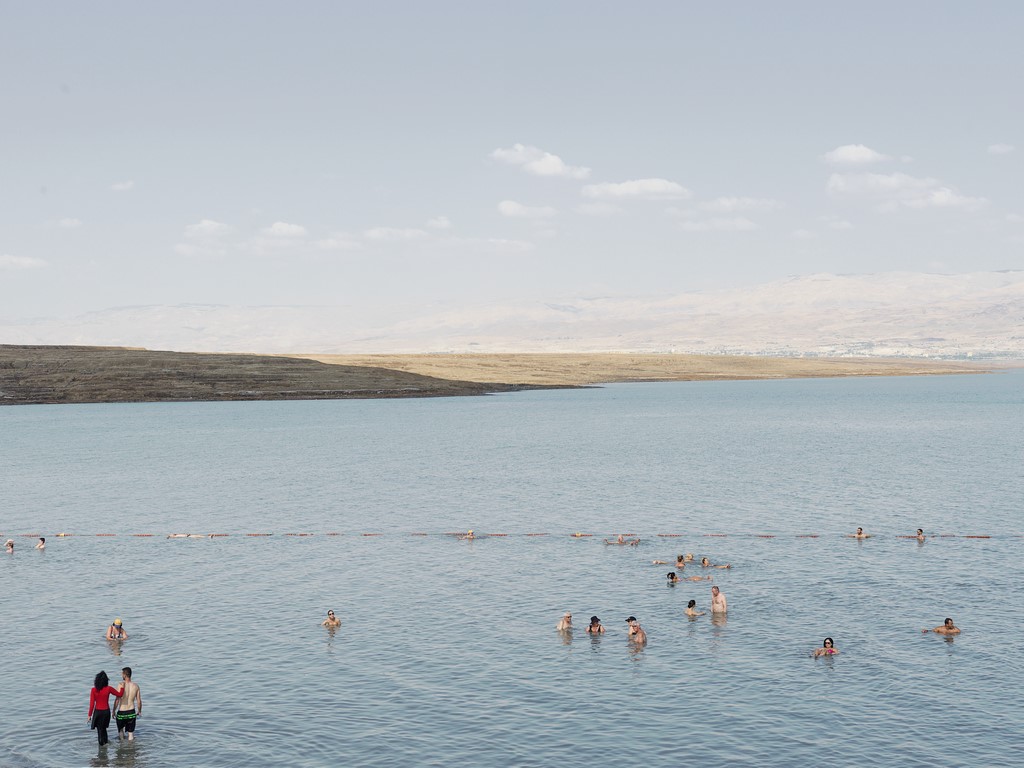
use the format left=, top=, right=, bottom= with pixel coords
left=1, top=371, right=1022, bottom=767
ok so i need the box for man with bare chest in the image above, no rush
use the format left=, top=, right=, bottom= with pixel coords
left=115, top=667, right=142, bottom=741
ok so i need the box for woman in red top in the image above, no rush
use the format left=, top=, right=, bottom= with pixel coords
left=87, top=671, right=123, bottom=745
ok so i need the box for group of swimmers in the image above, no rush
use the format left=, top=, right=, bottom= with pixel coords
left=553, top=528, right=960, bottom=655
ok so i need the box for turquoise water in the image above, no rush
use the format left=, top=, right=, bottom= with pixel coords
left=1, top=371, right=1022, bottom=767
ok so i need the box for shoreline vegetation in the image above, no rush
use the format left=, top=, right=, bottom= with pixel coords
left=0, top=345, right=998, bottom=405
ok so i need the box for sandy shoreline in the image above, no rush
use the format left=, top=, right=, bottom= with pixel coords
left=0, top=346, right=999, bottom=405
left=296, top=352, right=996, bottom=387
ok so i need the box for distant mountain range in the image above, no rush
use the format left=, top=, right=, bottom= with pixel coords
left=4, top=271, right=1023, bottom=359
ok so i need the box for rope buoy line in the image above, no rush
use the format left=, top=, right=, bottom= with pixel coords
left=5, top=531, right=1010, bottom=539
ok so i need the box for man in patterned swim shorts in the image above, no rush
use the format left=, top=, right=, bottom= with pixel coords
left=115, top=667, right=142, bottom=741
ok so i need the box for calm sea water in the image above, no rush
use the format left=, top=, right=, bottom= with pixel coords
left=1, top=371, right=1022, bottom=767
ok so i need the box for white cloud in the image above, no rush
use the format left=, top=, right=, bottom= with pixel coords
left=58, top=217, right=82, bottom=228
left=110, top=180, right=135, bottom=191
left=497, top=200, right=556, bottom=219
left=1006, top=213, right=1024, bottom=223
left=490, top=143, right=590, bottom=179
left=575, top=202, right=624, bottom=216
left=792, top=229, right=816, bottom=240
left=0, top=254, right=48, bottom=269
left=582, top=178, right=691, bottom=200
left=698, top=196, right=782, bottom=213
left=988, top=143, right=1015, bottom=155
left=262, top=221, right=307, bottom=237
left=426, top=216, right=452, bottom=230
left=827, top=219, right=854, bottom=230
left=678, top=217, right=757, bottom=232
left=184, top=219, right=232, bottom=238
left=316, top=234, right=362, bottom=251
left=363, top=227, right=429, bottom=241
left=827, top=172, right=986, bottom=211
left=822, top=144, right=891, bottom=165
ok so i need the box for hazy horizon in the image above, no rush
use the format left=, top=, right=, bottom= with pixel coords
left=2, top=2, right=1022, bottom=332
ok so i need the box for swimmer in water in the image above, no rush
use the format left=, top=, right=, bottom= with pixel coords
left=923, top=618, right=960, bottom=635
left=652, top=559, right=668, bottom=565
left=666, top=571, right=680, bottom=584
left=556, top=611, right=573, bottom=631
left=625, top=616, right=647, bottom=645
left=684, top=553, right=694, bottom=563
left=36, top=537, right=45, bottom=550
left=700, top=557, right=731, bottom=569
left=321, top=610, right=340, bottom=628
left=686, top=574, right=713, bottom=582
left=848, top=527, right=872, bottom=539
left=676, top=554, right=686, bottom=569
left=813, top=637, right=839, bottom=657
left=711, top=586, right=727, bottom=614
left=685, top=599, right=705, bottom=617
left=586, top=616, right=605, bottom=634
left=5, top=539, right=13, bottom=553
left=458, top=529, right=475, bottom=540
left=915, top=528, right=925, bottom=542
left=105, top=618, right=128, bottom=641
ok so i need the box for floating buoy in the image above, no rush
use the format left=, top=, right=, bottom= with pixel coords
left=797, top=535, right=819, bottom=538
left=657, top=534, right=683, bottom=537
left=756, top=535, right=776, bottom=538
left=705, top=534, right=728, bottom=537
left=131, top=534, right=154, bottom=537
left=209, top=533, right=229, bottom=537
left=362, top=533, right=382, bottom=536
left=410, top=532, right=428, bottom=536
left=95, top=534, right=117, bottom=537
left=526, top=533, right=548, bottom=536
left=246, top=533, right=273, bottom=537
left=964, top=535, right=991, bottom=539
left=325, top=532, right=341, bottom=536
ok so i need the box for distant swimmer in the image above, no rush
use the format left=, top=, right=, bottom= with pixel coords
left=667, top=572, right=680, bottom=584
left=701, top=557, right=731, bottom=569
left=556, top=612, right=573, bottom=631
left=36, top=537, right=45, bottom=550
left=105, top=618, right=128, bottom=641
left=321, top=610, right=340, bottom=628
left=605, top=535, right=640, bottom=545
left=4, top=539, right=13, bottom=553
left=458, top=529, right=475, bottom=540
left=652, top=559, right=668, bottom=565
left=686, top=574, right=713, bottom=582
left=916, top=528, right=926, bottom=542
left=813, top=637, right=839, bottom=657
left=676, top=555, right=686, bottom=569
left=114, top=666, right=142, bottom=741
left=848, top=527, right=872, bottom=539
left=711, top=586, right=727, bottom=614
left=684, top=553, right=694, bottom=563
left=685, top=599, right=705, bottom=617
left=923, top=618, right=960, bottom=635
left=166, top=534, right=190, bottom=539
left=625, top=616, right=647, bottom=645
left=586, top=616, right=605, bottom=634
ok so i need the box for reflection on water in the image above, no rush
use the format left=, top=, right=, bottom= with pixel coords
left=557, top=628, right=573, bottom=646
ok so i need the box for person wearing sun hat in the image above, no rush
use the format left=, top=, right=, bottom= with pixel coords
left=105, top=618, right=128, bottom=641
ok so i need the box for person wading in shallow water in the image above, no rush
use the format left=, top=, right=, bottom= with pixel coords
left=114, top=667, right=142, bottom=741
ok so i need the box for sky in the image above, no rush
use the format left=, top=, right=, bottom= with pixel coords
left=1, top=1, right=1022, bottom=322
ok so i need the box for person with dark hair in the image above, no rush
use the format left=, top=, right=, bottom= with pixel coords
left=321, top=610, right=340, bottom=628
left=848, top=527, right=872, bottom=539
left=916, top=528, right=926, bottom=542
left=114, top=667, right=142, bottom=741
left=813, top=637, right=839, bottom=657
left=923, top=618, right=960, bottom=635
left=586, top=616, right=604, bottom=634
left=685, top=600, right=705, bottom=617
left=87, top=671, right=123, bottom=745
left=36, top=537, right=45, bottom=550
left=666, top=571, right=680, bottom=584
